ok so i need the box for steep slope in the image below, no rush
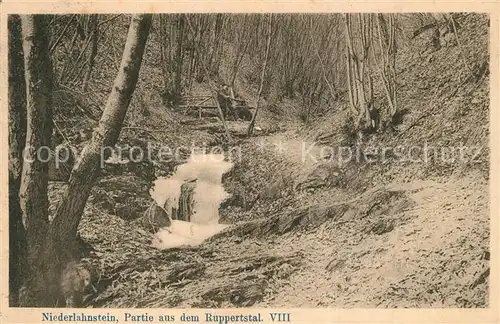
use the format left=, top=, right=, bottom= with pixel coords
left=64, top=13, right=491, bottom=308
left=217, top=12, right=490, bottom=307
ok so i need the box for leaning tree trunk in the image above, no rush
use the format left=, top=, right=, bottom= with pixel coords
left=21, top=14, right=153, bottom=307
left=51, top=12, right=152, bottom=251
left=8, top=14, right=28, bottom=307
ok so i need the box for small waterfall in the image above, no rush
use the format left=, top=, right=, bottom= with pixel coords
left=149, top=153, right=233, bottom=249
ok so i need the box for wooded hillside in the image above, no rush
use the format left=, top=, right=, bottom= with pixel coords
left=8, top=13, right=489, bottom=309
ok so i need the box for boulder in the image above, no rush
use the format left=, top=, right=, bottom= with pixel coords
left=137, top=203, right=171, bottom=233
left=163, top=196, right=178, bottom=219
left=176, top=178, right=197, bottom=222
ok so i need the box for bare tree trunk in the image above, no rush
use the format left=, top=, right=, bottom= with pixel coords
left=305, top=16, right=337, bottom=105
left=49, top=15, right=75, bottom=54
left=343, top=14, right=358, bottom=115
left=359, top=14, right=372, bottom=129
left=17, top=15, right=55, bottom=307
left=229, top=15, right=251, bottom=88
left=57, top=26, right=79, bottom=82
left=206, top=14, right=225, bottom=77
left=247, top=14, right=273, bottom=136
left=51, top=13, right=152, bottom=249
left=159, top=15, right=169, bottom=99
left=187, top=15, right=208, bottom=94
left=229, top=37, right=250, bottom=88
left=213, top=14, right=226, bottom=76
left=173, top=14, right=185, bottom=102
left=343, top=13, right=374, bottom=129
left=9, top=15, right=27, bottom=182
left=8, top=14, right=28, bottom=307
left=82, top=14, right=99, bottom=92
left=375, top=13, right=398, bottom=118
left=186, top=16, right=233, bottom=143
left=9, top=171, right=27, bottom=307
left=19, top=14, right=54, bottom=267
left=20, top=14, right=153, bottom=307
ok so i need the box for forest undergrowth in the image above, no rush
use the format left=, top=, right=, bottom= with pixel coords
left=41, top=13, right=491, bottom=308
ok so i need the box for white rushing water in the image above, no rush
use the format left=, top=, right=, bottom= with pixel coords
left=149, top=153, right=233, bottom=249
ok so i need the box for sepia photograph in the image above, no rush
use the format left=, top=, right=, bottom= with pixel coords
left=4, top=7, right=494, bottom=319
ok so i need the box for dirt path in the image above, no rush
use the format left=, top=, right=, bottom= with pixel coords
left=87, top=132, right=489, bottom=308
left=248, top=134, right=489, bottom=307
left=254, top=133, right=324, bottom=169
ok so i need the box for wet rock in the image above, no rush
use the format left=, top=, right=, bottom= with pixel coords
left=135, top=203, right=171, bottom=233
left=176, top=178, right=197, bottom=222
left=163, top=196, right=178, bottom=218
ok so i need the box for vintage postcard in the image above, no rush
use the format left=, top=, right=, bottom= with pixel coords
left=0, top=0, right=498, bottom=323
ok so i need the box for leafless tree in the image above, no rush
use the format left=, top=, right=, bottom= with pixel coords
left=248, top=14, right=273, bottom=136
left=374, top=13, right=398, bottom=119
left=344, top=13, right=375, bottom=129
left=11, top=14, right=152, bottom=307
left=8, top=15, right=28, bottom=307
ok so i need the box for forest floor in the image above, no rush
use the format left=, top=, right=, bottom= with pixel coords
left=47, top=13, right=490, bottom=309
left=77, top=125, right=489, bottom=308
left=225, top=135, right=490, bottom=308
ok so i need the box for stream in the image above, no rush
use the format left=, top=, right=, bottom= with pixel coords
left=149, top=153, right=233, bottom=249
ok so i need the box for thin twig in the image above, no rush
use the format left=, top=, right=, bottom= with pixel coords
left=50, top=15, right=76, bottom=54
left=302, top=16, right=338, bottom=106
left=53, top=120, right=70, bottom=144
left=98, top=14, right=123, bottom=27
